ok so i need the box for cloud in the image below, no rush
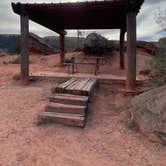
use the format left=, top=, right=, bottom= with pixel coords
left=137, top=0, right=166, bottom=41
left=0, top=0, right=165, bottom=41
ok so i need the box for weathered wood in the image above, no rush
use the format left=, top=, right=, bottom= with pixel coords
left=66, top=79, right=81, bottom=89
left=38, top=78, right=97, bottom=127
left=76, top=78, right=90, bottom=90
left=38, top=111, right=85, bottom=127
left=55, top=78, right=77, bottom=93
left=70, top=79, right=84, bottom=90
left=82, top=78, right=97, bottom=91
left=66, top=78, right=89, bottom=90
left=49, top=93, right=89, bottom=106
left=60, top=34, right=65, bottom=64
left=59, top=78, right=76, bottom=88
left=20, top=14, right=29, bottom=84
left=56, top=78, right=97, bottom=96
left=120, top=28, right=125, bottom=69
left=45, top=102, right=86, bottom=115
left=126, top=12, right=137, bottom=90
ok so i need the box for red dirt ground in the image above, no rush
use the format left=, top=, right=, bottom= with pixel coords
left=0, top=51, right=165, bottom=166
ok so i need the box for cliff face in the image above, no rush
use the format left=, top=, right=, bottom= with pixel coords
left=0, top=34, right=85, bottom=55
left=136, top=41, right=157, bottom=54
left=29, top=33, right=56, bottom=55
left=0, top=33, right=165, bottom=56
left=0, top=33, right=56, bottom=55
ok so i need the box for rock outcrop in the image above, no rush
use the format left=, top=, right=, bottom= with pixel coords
left=83, top=33, right=108, bottom=55
left=136, top=41, right=157, bottom=54
left=0, top=33, right=56, bottom=55
left=131, top=85, right=166, bottom=144
left=29, top=33, right=56, bottom=55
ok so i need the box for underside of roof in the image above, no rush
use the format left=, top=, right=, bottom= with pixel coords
left=11, top=0, right=144, bottom=34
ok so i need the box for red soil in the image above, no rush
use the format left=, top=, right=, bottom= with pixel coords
left=0, top=51, right=165, bottom=166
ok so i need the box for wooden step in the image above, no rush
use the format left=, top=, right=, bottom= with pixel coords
left=55, top=78, right=97, bottom=96
left=45, top=102, right=86, bottom=115
left=49, top=93, right=89, bottom=106
left=55, top=86, right=89, bottom=96
left=38, top=111, right=85, bottom=127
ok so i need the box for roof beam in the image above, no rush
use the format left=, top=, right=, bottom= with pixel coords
left=11, top=1, right=144, bottom=31
left=55, top=30, right=67, bottom=35
left=11, top=3, right=67, bottom=35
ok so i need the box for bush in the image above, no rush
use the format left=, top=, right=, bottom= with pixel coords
left=0, top=49, right=7, bottom=57
left=149, top=47, right=166, bottom=85
left=11, top=55, right=21, bottom=64
left=13, top=73, right=20, bottom=81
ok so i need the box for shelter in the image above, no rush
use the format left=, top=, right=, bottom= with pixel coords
left=12, top=0, right=144, bottom=90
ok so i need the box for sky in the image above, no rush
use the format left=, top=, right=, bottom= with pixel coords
left=0, top=0, right=166, bottom=41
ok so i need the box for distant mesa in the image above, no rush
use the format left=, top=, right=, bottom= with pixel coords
left=29, top=33, right=56, bottom=55
left=0, top=33, right=56, bottom=55
left=0, top=32, right=165, bottom=56
left=0, top=33, right=85, bottom=55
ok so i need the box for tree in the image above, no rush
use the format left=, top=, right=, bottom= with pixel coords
left=155, top=8, right=166, bottom=31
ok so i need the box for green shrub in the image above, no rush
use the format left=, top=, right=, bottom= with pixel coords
left=13, top=73, right=20, bottom=81
left=149, top=47, right=166, bottom=85
left=11, top=55, right=21, bottom=64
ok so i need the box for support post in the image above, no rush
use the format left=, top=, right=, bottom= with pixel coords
left=60, top=34, right=65, bottom=64
left=119, top=28, right=125, bottom=69
left=126, top=12, right=137, bottom=90
left=20, top=14, right=29, bottom=84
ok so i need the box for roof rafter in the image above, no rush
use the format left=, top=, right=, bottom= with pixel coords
left=11, top=0, right=144, bottom=32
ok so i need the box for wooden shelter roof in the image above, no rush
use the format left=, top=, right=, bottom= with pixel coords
left=12, top=0, right=144, bottom=34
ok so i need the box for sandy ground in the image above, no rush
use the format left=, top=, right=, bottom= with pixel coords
left=0, top=51, right=165, bottom=166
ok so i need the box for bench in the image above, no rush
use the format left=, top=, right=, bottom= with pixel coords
left=65, top=57, right=106, bottom=75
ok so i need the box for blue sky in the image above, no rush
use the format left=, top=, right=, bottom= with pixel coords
left=0, top=0, right=165, bottom=41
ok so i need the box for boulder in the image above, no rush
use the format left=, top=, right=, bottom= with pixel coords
left=83, top=33, right=108, bottom=55
left=131, top=85, right=166, bottom=144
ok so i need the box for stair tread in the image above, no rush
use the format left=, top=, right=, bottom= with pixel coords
left=47, top=102, right=87, bottom=109
left=46, top=102, right=87, bottom=109
left=40, top=111, right=85, bottom=119
left=49, top=93, right=89, bottom=101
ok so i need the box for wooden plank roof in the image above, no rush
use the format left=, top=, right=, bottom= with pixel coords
left=12, top=0, right=144, bottom=33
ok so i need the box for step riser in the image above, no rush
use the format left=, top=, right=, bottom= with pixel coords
left=45, top=105, right=86, bottom=115
left=49, top=97, right=88, bottom=106
left=38, top=114, right=85, bottom=128
left=55, top=88, right=89, bottom=96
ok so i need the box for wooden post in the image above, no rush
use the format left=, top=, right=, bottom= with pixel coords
left=60, top=34, right=65, bottom=64
left=126, top=12, right=137, bottom=90
left=20, top=14, right=29, bottom=84
left=119, top=28, right=125, bottom=69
